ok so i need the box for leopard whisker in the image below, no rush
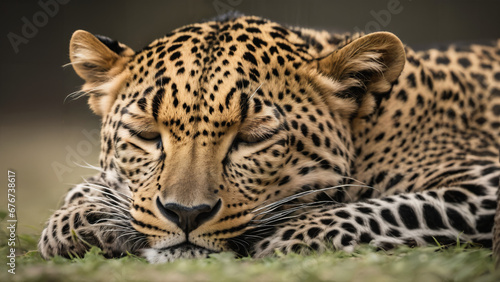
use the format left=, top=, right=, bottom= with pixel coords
left=252, top=207, right=313, bottom=226
left=80, top=180, right=133, bottom=200
left=87, top=197, right=130, bottom=213
left=82, top=184, right=132, bottom=203
left=86, top=211, right=130, bottom=223
left=97, top=218, right=132, bottom=225
left=248, top=82, right=264, bottom=101
left=252, top=214, right=306, bottom=228
left=91, top=219, right=131, bottom=228
left=136, top=238, right=150, bottom=250
left=115, top=231, right=143, bottom=242
left=252, top=200, right=339, bottom=218
left=64, top=84, right=104, bottom=102
left=84, top=179, right=132, bottom=200
left=252, top=184, right=373, bottom=214
left=74, top=162, right=106, bottom=174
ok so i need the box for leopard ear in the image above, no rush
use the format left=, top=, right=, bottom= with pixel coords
left=318, top=32, right=405, bottom=93
left=69, top=30, right=134, bottom=116
left=316, top=32, right=405, bottom=118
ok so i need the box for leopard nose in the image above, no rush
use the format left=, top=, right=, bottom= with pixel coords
left=156, top=198, right=221, bottom=234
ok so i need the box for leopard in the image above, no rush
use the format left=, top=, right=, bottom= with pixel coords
left=38, top=14, right=500, bottom=263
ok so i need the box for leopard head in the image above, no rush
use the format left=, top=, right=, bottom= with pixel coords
left=69, top=16, right=404, bottom=261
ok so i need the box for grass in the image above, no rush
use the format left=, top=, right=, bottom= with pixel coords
left=1, top=212, right=500, bottom=282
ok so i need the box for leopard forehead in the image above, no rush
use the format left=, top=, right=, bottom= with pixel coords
left=113, top=16, right=318, bottom=144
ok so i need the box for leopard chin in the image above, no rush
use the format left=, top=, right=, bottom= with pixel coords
left=141, top=243, right=221, bottom=263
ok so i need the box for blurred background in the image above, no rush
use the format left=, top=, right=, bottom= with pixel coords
left=1, top=0, right=500, bottom=236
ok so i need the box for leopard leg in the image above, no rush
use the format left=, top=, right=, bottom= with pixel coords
left=38, top=176, right=144, bottom=259
left=254, top=185, right=497, bottom=257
